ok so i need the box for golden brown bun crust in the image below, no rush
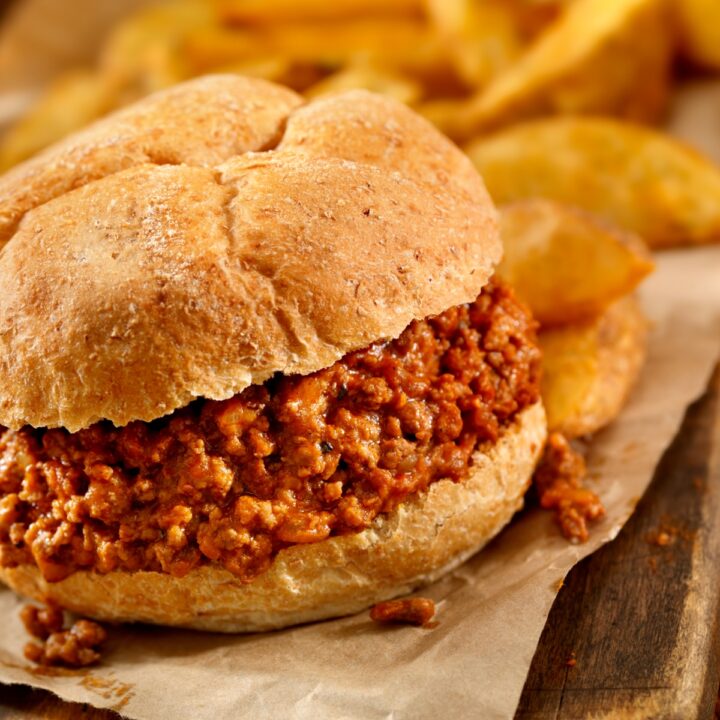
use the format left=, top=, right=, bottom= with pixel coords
left=0, top=402, right=545, bottom=632
left=0, top=75, right=500, bottom=431
left=0, top=75, right=303, bottom=245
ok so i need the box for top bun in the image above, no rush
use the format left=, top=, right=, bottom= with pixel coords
left=0, top=75, right=500, bottom=432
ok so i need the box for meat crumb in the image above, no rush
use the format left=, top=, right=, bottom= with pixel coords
left=533, top=433, right=605, bottom=543
left=19, top=603, right=63, bottom=639
left=370, top=598, right=436, bottom=628
left=21, top=604, right=107, bottom=668
left=646, top=517, right=682, bottom=547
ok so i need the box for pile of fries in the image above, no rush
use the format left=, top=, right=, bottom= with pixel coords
left=2, top=0, right=720, bottom=439
left=4, top=0, right=720, bottom=170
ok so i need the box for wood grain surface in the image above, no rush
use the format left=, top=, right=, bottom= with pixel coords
left=517, top=365, right=720, bottom=719
left=1, top=368, right=718, bottom=719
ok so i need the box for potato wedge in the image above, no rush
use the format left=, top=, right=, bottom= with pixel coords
left=674, top=0, right=720, bottom=69
left=540, top=296, right=647, bottom=437
left=441, top=0, right=672, bottom=138
left=467, top=117, right=720, bottom=249
left=498, top=200, right=654, bottom=326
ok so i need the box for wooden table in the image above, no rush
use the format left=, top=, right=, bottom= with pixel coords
left=2, top=369, right=718, bottom=719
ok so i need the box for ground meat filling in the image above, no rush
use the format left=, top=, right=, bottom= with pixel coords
left=370, top=598, right=437, bottom=628
left=21, top=604, right=107, bottom=667
left=533, top=432, right=605, bottom=542
left=0, top=281, right=540, bottom=583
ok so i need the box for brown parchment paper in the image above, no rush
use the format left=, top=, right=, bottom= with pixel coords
left=0, top=2, right=720, bottom=712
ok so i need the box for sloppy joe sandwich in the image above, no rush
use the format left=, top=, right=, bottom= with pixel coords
left=0, top=75, right=546, bottom=632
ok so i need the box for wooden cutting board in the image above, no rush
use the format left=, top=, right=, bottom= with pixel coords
left=517, top=365, right=720, bottom=719
left=1, top=371, right=718, bottom=719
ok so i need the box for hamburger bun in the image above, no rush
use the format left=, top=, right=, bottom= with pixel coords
left=0, top=74, right=500, bottom=432
left=0, top=75, right=545, bottom=630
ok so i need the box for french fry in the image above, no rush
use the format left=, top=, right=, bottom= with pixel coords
left=99, top=2, right=211, bottom=93
left=218, top=0, right=422, bottom=23
left=182, top=20, right=445, bottom=76
left=467, top=117, right=720, bottom=249
left=540, top=296, right=648, bottom=437
left=305, top=65, right=422, bottom=105
left=442, top=0, right=673, bottom=138
left=0, top=71, right=113, bottom=171
left=498, top=199, right=654, bottom=326
left=499, top=0, right=573, bottom=38
left=0, top=3, right=212, bottom=167
left=214, top=57, right=293, bottom=84
left=418, top=97, right=477, bottom=141
left=674, top=0, right=720, bottom=69
left=423, top=0, right=523, bottom=89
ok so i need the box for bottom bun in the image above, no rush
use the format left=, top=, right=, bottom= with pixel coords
left=1, top=401, right=546, bottom=632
